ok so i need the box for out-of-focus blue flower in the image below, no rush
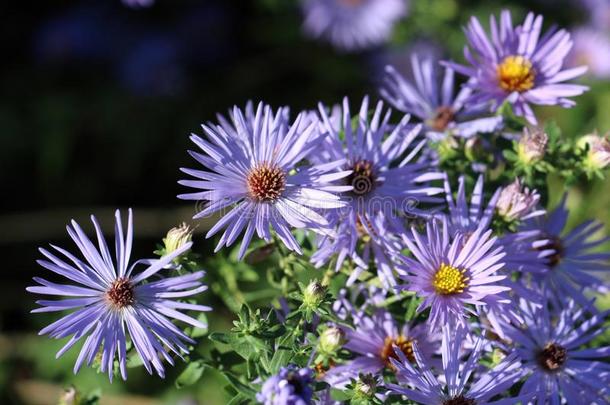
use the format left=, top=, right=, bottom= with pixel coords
left=582, top=0, right=610, bottom=30
left=446, top=10, right=588, bottom=124
left=324, top=310, right=441, bottom=386
left=505, top=299, right=610, bottom=403
left=398, top=218, right=510, bottom=332
left=567, top=27, right=610, bottom=80
left=33, top=5, right=121, bottom=64
left=300, top=0, right=407, bottom=52
left=381, top=56, right=503, bottom=139
left=178, top=102, right=351, bottom=260
left=122, top=0, right=154, bottom=8
left=387, top=326, right=529, bottom=404
left=27, top=209, right=210, bottom=381
left=311, top=96, right=444, bottom=289
left=118, top=34, right=186, bottom=97
left=257, top=365, right=314, bottom=405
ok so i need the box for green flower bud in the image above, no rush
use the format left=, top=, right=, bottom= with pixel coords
left=319, top=326, right=345, bottom=354
left=58, top=386, right=80, bottom=405
left=354, top=374, right=377, bottom=399
left=579, top=132, right=610, bottom=171
left=517, top=127, right=547, bottom=164
left=303, top=280, right=326, bottom=308
left=163, top=223, right=193, bottom=254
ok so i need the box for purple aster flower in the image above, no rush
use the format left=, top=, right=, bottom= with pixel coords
left=178, top=102, right=351, bottom=260
left=398, top=218, right=510, bottom=331
left=325, top=310, right=441, bottom=386
left=568, top=27, right=610, bottom=80
left=300, top=0, right=407, bottom=52
left=520, top=194, right=610, bottom=306
left=27, top=209, right=210, bottom=381
left=257, top=365, right=314, bottom=405
left=381, top=56, right=503, bottom=139
left=387, top=326, right=529, bottom=404
left=311, top=96, right=444, bottom=288
left=447, top=10, right=588, bottom=124
left=442, top=175, right=543, bottom=310
left=505, top=299, right=610, bottom=403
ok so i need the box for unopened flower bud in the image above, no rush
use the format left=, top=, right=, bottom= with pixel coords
left=496, top=179, right=540, bottom=222
left=354, top=374, right=377, bottom=399
left=465, top=137, right=484, bottom=161
left=163, top=223, right=193, bottom=254
left=579, top=132, right=610, bottom=170
left=303, top=280, right=326, bottom=308
left=518, top=127, right=547, bottom=164
left=58, top=386, right=80, bottom=405
left=319, top=326, right=346, bottom=354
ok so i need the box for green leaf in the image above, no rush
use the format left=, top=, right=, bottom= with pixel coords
left=269, top=332, right=296, bottom=374
left=223, top=372, right=258, bottom=398
left=175, top=360, right=206, bottom=389
left=209, top=332, right=233, bottom=345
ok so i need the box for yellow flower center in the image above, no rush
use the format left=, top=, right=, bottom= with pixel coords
left=497, top=55, right=536, bottom=93
left=433, top=263, right=469, bottom=295
left=380, top=335, right=415, bottom=368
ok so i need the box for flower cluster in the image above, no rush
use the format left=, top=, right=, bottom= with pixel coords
left=27, top=6, right=609, bottom=405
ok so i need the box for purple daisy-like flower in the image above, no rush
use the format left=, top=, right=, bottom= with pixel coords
left=257, top=365, right=314, bottom=405
left=447, top=10, right=588, bottom=124
left=381, top=56, right=503, bottom=139
left=311, top=97, right=444, bottom=288
left=325, top=310, right=441, bottom=385
left=520, top=194, right=610, bottom=305
left=300, top=0, right=407, bottom=52
left=398, top=218, right=510, bottom=331
left=178, top=102, right=351, bottom=260
left=387, top=326, right=529, bottom=404
left=27, top=209, right=210, bottom=381
left=505, top=299, right=610, bottom=403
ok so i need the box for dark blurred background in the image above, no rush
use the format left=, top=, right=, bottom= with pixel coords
left=1, top=0, right=608, bottom=404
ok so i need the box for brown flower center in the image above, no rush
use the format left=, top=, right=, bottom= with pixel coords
left=346, top=159, right=377, bottom=197
left=537, top=342, right=567, bottom=372
left=246, top=164, right=286, bottom=202
left=497, top=55, right=536, bottom=93
left=380, top=335, right=415, bottom=368
left=443, top=395, right=477, bottom=405
left=429, top=106, right=455, bottom=131
left=535, top=235, right=564, bottom=268
left=106, top=277, right=135, bottom=309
